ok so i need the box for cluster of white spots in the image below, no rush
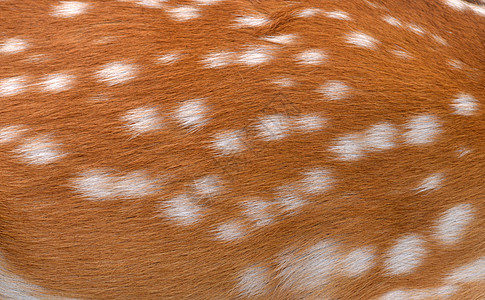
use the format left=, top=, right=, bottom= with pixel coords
left=295, top=49, right=327, bottom=65
left=174, top=99, right=209, bottom=130
left=277, top=240, right=340, bottom=291
left=300, top=168, right=334, bottom=195
left=342, top=246, right=376, bottom=277
left=295, top=8, right=322, bottom=18
left=324, top=10, right=351, bottom=20
left=330, top=122, right=397, bottom=161
left=345, top=31, right=379, bottom=49
left=380, top=285, right=457, bottom=300
left=291, top=114, right=326, bottom=132
left=271, top=77, right=295, bottom=88
left=191, top=175, right=222, bottom=198
left=0, top=126, right=26, bottom=144
left=318, top=80, right=351, bottom=101
left=40, top=73, right=75, bottom=93
left=407, top=23, right=425, bottom=36
left=214, top=220, right=246, bottom=241
left=237, top=266, right=269, bottom=297
left=122, top=107, right=163, bottom=135
left=237, top=46, right=274, bottom=66
left=404, top=114, right=441, bottom=145
left=382, top=15, right=402, bottom=27
left=274, top=185, right=306, bottom=213
left=202, top=51, right=234, bottom=68
left=167, top=6, right=200, bottom=21
left=262, top=34, right=296, bottom=45
left=96, top=61, right=137, bottom=86
left=0, top=76, right=27, bottom=97
left=51, top=1, right=89, bottom=18
left=443, top=0, right=485, bottom=16
left=73, top=169, right=156, bottom=200
left=446, top=256, right=485, bottom=283
left=384, top=234, right=427, bottom=275
left=448, top=59, right=463, bottom=69
left=242, top=199, right=273, bottom=228
left=234, top=15, right=269, bottom=27
left=0, top=38, right=29, bottom=54
left=451, top=93, right=479, bottom=116
left=156, top=52, right=181, bottom=64
left=211, top=130, right=246, bottom=155
left=416, top=173, right=444, bottom=193
left=434, top=203, right=474, bottom=245
left=16, top=135, right=64, bottom=165
left=255, top=114, right=289, bottom=141
left=160, top=194, right=203, bottom=225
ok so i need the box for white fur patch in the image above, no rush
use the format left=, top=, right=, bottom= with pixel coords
left=404, top=114, right=441, bottom=145
left=215, top=220, right=246, bottom=241
left=384, top=234, right=427, bottom=275
left=0, top=76, right=27, bottom=97
left=345, top=32, right=378, bottom=49
left=167, top=6, right=200, bottom=21
left=122, top=107, right=163, bottom=135
left=161, top=194, right=203, bottom=225
left=174, top=99, right=209, bottom=129
left=256, top=114, right=290, bottom=141
left=211, top=130, right=245, bottom=155
left=295, top=49, right=327, bottom=65
left=343, top=246, right=375, bottom=277
left=301, top=168, right=334, bottom=195
left=16, top=136, right=64, bottom=165
left=237, top=266, right=269, bottom=297
left=446, top=256, right=485, bottom=283
left=0, top=38, right=29, bottom=54
left=451, top=93, right=479, bottom=116
left=416, top=173, right=444, bottom=193
left=318, top=80, right=351, bottom=101
left=40, top=73, right=75, bottom=93
left=51, top=1, right=89, bottom=17
left=96, top=62, right=137, bottom=85
left=434, top=203, right=474, bottom=245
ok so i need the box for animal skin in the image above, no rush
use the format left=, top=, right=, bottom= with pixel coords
left=0, top=0, right=485, bottom=299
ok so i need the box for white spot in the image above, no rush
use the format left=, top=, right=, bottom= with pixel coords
left=215, top=220, right=246, bottom=241
left=448, top=59, right=463, bottom=69
left=432, top=34, right=448, bottom=46
left=362, top=123, right=396, bottom=151
left=174, top=99, right=208, bottom=129
left=301, top=168, right=334, bottom=195
left=271, top=77, right=295, bottom=88
left=255, top=114, right=290, bottom=141
left=237, top=266, right=269, bottom=297
left=451, top=93, right=479, bottom=116
left=274, top=186, right=306, bottom=213
left=295, top=8, right=322, bottom=18
left=0, top=126, right=26, bottom=144
left=201, top=51, right=234, bottom=68
left=295, top=49, right=327, bottom=65
left=40, top=73, right=75, bottom=93
left=51, top=1, right=89, bottom=17
left=161, top=194, right=203, bottom=225
left=324, top=10, right=351, bottom=20
left=382, top=15, right=402, bottom=27
left=456, top=147, right=471, bottom=157
left=404, top=114, right=441, bottom=145
left=391, top=49, right=411, bottom=59
left=318, top=80, right=351, bottom=101
left=469, top=3, right=485, bottom=16
left=0, top=76, right=27, bottom=97
left=192, top=175, right=222, bottom=198
left=407, top=23, right=425, bottom=35
left=73, top=169, right=156, bottom=200
left=292, top=114, right=326, bottom=132
left=384, top=234, right=427, bottom=275
left=329, top=133, right=364, bottom=161
left=446, top=256, right=485, bottom=283
left=242, top=199, right=273, bottom=228
left=234, top=15, right=269, bottom=27
left=444, top=0, right=468, bottom=10
left=0, top=38, right=28, bottom=54
left=434, top=203, right=474, bottom=245
left=16, top=136, right=64, bottom=165
left=343, top=246, right=375, bottom=277
left=157, top=52, right=181, bottom=64
left=416, top=173, right=444, bottom=193
left=96, top=61, right=137, bottom=86
left=277, top=240, right=340, bottom=291
left=262, top=34, right=296, bottom=45
left=345, top=32, right=379, bottom=49
left=135, top=0, right=165, bottom=8
left=167, top=6, right=200, bottom=21
left=122, top=107, right=163, bottom=135
left=194, top=0, right=223, bottom=5
left=211, top=130, right=245, bottom=155
left=379, top=286, right=457, bottom=300
left=237, top=46, right=274, bottom=66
